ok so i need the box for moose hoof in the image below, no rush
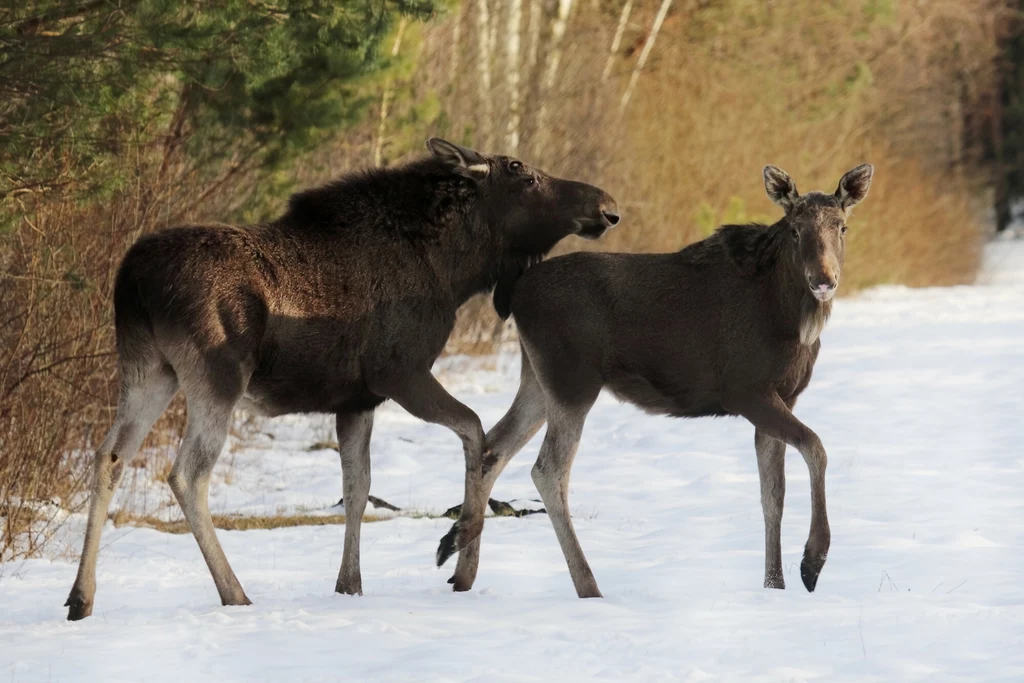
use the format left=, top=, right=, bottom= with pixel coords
left=436, top=523, right=460, bottom=567
left=447, top=573, right=473, bottom=592
left=764, top=571, right=786, bottom=590
left=64, top=593, right=93, bottom=621
left=800, top=552, right=827, bottom=592
left=335, top=579, right=363, bottom=596
left=222, top=594, right=253, bottom=607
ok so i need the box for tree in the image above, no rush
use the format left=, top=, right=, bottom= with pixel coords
left=0, top=0, right=435, bottom=214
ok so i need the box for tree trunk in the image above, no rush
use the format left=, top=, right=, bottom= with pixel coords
left=476, top=0, right=495, bottom=148
left=373, top=18, right=409, bottom=167
left=535, top=0, right=575, bottom=159
left=603, top=0, right=633, bottom=82
left=620, top=0, right=673, bottom=115
left=506, top=0, right=523, bottom=153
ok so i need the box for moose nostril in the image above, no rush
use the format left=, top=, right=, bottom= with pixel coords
left=809, top=276, right=836, bottom=291
left=602, top=211, right=620, bottom=226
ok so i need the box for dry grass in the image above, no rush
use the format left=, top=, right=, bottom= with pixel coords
left=108, top=512, right=365, bottom=534
left=107, top=508, right=458, bottom=533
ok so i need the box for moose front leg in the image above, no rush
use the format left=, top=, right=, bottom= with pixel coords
left=443, top=346, right=548, bottom=590
left=373, top=371, right=486, bottom=566
left=727, top=392, right=830, bottom=592
left=755, top=428, right=786, bottom=589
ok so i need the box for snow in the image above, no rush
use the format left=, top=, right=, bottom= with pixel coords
left=2, top=240, right=1024, bottom=682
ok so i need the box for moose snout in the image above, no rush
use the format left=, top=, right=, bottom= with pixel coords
left=807, top=273, right=838, bottom=302
left=600, top=196, right=620, bottom=227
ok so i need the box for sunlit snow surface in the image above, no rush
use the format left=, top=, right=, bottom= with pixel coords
left=2, top=241, right=1023, bottom=682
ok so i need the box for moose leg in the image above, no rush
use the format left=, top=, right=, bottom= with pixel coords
left=66, top=366, right=178, bottom=621
left=532, top=398, right=601, bottom=599
left=755, top=428, right=786, bottom=589
left=445, top=350, right=547, bottom=590
left=729, top=392, right=830, bottom=592
left=168, top=388, right=249, bottom=607
left=371, top=372, right=485, bottom=567
left=335, top=410, right=374, bottom=596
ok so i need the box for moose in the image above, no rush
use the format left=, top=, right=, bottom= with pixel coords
left=64, top=138, right=619, bottom=620
left=437, top=164, right=873, bottom=597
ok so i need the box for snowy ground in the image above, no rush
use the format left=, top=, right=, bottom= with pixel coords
left=2, top=241, right=1023, bottom=682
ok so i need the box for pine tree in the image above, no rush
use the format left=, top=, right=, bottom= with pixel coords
left=0, top=0, right=435, bottom=208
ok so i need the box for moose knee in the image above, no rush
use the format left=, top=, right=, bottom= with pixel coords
left=167, top=470, right=186, bottom=499
left=798, top=433, right=827, bottom=476
left=167, top=466, right=201, bottom=500
left=530, top=461, right=548, bottom=489
left=459, top=418, right=485, bottom=466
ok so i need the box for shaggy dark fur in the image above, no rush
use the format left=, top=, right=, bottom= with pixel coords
left=115, top=149, right=616, bottom=417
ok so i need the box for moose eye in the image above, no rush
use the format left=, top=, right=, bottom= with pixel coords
left=523, top=176, right=536, bottom=187
left=840, top=225, right=847, bottom=234
left=509, top=160, right=523, bottom=172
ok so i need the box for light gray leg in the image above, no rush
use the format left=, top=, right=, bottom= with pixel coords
left=335, top=410, right=374, bottom=595
left=531, top=400, right=601, bottom=599
left=66, top=367, right=178, bottom=620
left=167, top=396, right=249, bottom=607
left=755, top=428, right=786, bottom=589
left=729, top=392, right=830, bottom=592
left=446, top=353, right=547, bottom=590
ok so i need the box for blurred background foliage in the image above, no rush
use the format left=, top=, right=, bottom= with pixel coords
left=2, top=0, right=1022, bottom=556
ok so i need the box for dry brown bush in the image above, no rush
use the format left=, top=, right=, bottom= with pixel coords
left=0, top=152, right=249, bottom=559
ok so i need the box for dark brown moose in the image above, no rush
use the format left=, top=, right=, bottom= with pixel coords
left=438, top=164, right=873, bottom=597
left=65, top=139, right=619, bottom=620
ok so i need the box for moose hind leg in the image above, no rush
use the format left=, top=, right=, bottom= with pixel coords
left=755, top=428, right=786, bottom=589
left=168, top=385, right=250, bottom=607
left=531, top=398, right=601, bottom=599
left=66, top=366, right=178, bottom=621
left=335, top=410, right=374, bottom=596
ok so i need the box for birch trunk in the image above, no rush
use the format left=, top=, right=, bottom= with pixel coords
left=526, top=0, right=541, bottom=73
left=373, top=18, right=409, bottom=167
left=602, top=0, right=633, bottom=82
left=535, top=0, right=574, bottom=158
left=619, top=0, right=672, bottom=115
left=476, top=0, right=495, bottom=147
left=449, top=2, right=464, bottom=91
left=506, top=0, right=523, bottom=153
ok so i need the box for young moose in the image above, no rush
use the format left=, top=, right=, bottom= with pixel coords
left=64, top=139, right=619, bottom=620
left=438, top=164, right=873, bottom=596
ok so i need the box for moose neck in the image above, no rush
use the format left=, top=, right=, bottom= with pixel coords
left=442, top=214, right=546, bottom=315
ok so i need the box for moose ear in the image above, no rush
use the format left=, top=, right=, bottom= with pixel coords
left=763, top=165, right=799, bottom=212
left=426, top=138, right=489, bottom=180
left=835, top=164, right=873, bottom=211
